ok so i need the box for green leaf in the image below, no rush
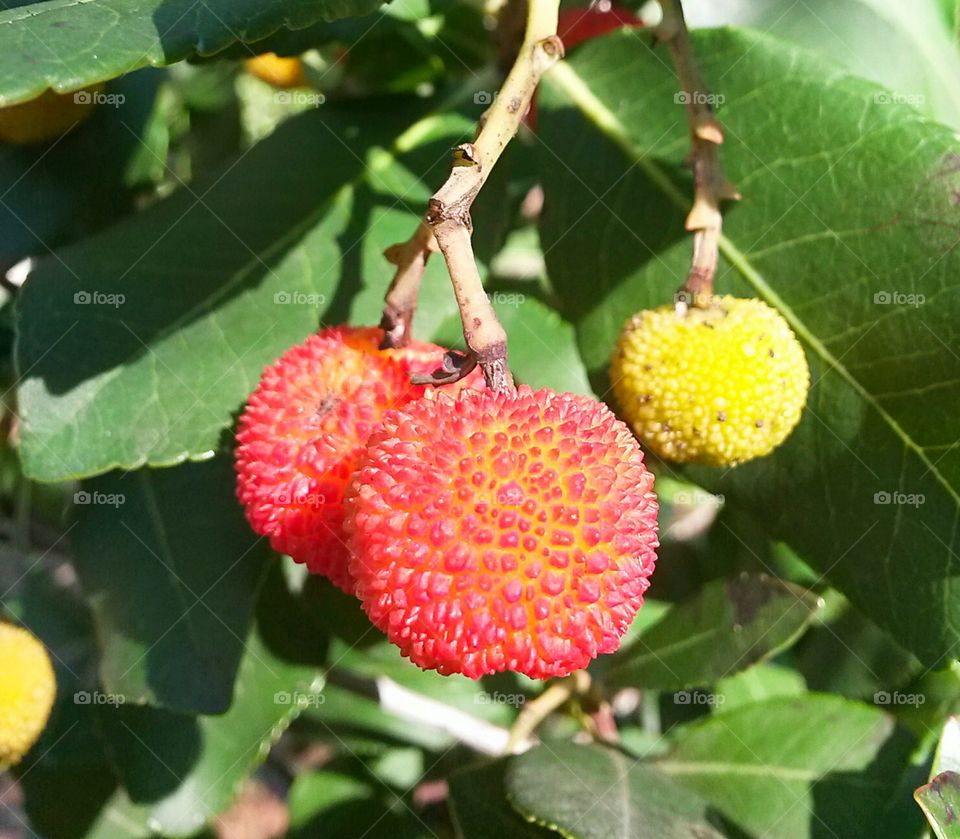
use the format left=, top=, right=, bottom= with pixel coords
left=0, top=70, right=166, bottom=274
left=916, top=771, right=960, bottom=839
left=16, top=97, right=473, bottom=482
left=448, top=760, right=559, bottom=839
left=506, top=741, right=725, bottom=839
left=931, top=717, right=960, bottom=776
left=656, top=695, right=921, bottom=838
left=492, top=294, right=593, bottom=395
left=72, top=456, right=270, bottom=713
left=536, top=28, right=960, bottom=666
left=287, top=768, right=433, bottom=839
left=304, top=683, right=452, bottom=752
left=99, top=628, right=323, bottom=838
left=795, top=598, right=920, bottom=699
left=715, top=663, right=808, bottom=711
left=7, top=566, right=155, bottom=839
left=604, top=574, right=821, bottom=691
left=686, top=0, right=960, bottom=129
left=20, top=766, right=153, bottom=839
left=896, top=662, right=960, bottom=737
left=288, top=772, right=379, bottom=837
left=334, top=642, right=519, bottom=727
left=0, top=0, right=383, bottom=107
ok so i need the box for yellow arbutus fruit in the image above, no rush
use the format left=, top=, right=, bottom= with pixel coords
left=611, top=296, right=809, bottom=467
left=0, top=622, right=56, bottom=768
left=244, top=53, right=307, bottom=89
left=0, top=84, right=105, bottom=145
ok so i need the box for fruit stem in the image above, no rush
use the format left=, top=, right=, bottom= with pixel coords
left=380, top=0, right=563, bottom=392
left=379, top=219, right=437, bottom=348
left=504, top=670, right=591, bottom=754
left=658, top=0, right=739, bottom=312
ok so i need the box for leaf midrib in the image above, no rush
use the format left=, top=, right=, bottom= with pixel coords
left=545, top=57, right=960, bottom=512
left=0, top=0, right=99, bottom=26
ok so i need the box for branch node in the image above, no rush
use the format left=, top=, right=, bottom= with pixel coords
left=379, top=0, right=561, bottom=376
left=452, top=142, right=481, bottom=167
left=660, top=0, right=740, bottom=307
left=410, top=350, right=478, bottom=386
left=538, top=33, right=565, bottom=60
left=695, top=119, right=724, bottom=145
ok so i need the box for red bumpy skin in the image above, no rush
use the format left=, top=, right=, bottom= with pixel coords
left=346, top=386, right=659, bottom=679
left=235, top=326, right=483, bottom=592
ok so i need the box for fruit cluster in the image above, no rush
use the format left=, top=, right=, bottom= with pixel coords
left=237, top=298, right=807, bottom=680
left=235, top=326, right=484, bottom=591
left=236, top=326, right=659, bottom=679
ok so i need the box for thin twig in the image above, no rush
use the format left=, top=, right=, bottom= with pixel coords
left=587, top=701, right=622, bottom=745
left=659, top=0, right=739, bottom=310
left=380, top=0, right=563, bottom=391
left=505, top=670, right=591, bottom=754
left=379, top=220, right=437, bottom=348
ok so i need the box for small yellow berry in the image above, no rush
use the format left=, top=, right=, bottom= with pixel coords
left=610, top=296, right=809, bottom=466
left=0, top=84, right=104, bottom=145
left=244, top=53, right=307, bottom=89
left=0, top=623, right=56, bottom=768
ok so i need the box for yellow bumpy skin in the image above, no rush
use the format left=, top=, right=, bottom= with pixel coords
left=0, top=623, right=56, bottom=768
left=611, top=296, right=810, bottom=466
left=0, top=84, right=104, bottom=145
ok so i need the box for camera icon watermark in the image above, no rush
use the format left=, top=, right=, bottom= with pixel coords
left=673, top=690, right=725, bottom=707
left=489, top=291, right=526, bottom=308
left=274, top=690, right=325, bottom=707
left=496, top=482, right=525, bottom=506
left=873, top=91, right=925, bottom=107
left=674, top=290, right=722, bottom=310
left=74, top=690, right=125, bottom=706
left=274, top=91, right=326, bottom=107
left=873, top=291, right=924, bottom=307
left=74, top=90, right=125, bottom=107
left=873, top=491, right=925, bottom=508
left=273, top=490, right=326, bottom=506
left=474, top=90, right=498, bottom=106
left=674, top=91, right=725, bottom=107
left=476, top=691, right=526, bottom=707
left=73, top=490, right=125, bottom=508
left=273, top=290, right=326, bottom=307
left=874, top=690, right=925, bottom=708
left=674, top=490, right=724, bottom=507
left=74, top=290, right=125, bottom=308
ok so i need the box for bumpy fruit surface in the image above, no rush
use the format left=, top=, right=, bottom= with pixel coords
left=0, top=84, right=104, bottom=145
left=0, top=623, right=56, bottom=769
left=611, top=296, right=809, bottom=466
left=245, top=53, right=306, bottom=88
left=235, top=326, right=484, bottom=592
left=346, top=386, right=659, bottom=680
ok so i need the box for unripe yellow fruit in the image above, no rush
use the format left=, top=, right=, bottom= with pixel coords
left=0, top=623, right=56, bottom=768
left=610, top=296, right=809, bottom=466
left=0, top=84, right=104, bottom=145
left=245, top=53, right=306, bottom=89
